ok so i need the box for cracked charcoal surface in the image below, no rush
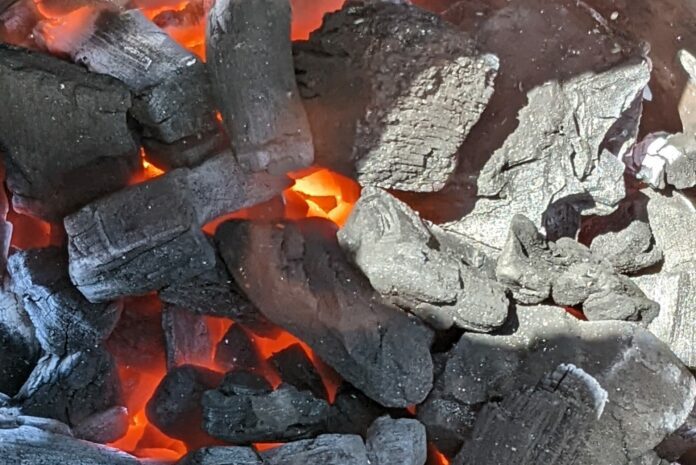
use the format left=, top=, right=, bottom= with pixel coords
left=590, top=220, right=662, bottom=274
left=366, top=416, right=427, bottom=465
left=260, top=434, right=369, bottom=465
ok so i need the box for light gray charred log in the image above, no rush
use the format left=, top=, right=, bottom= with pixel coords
left=260, top=434, right=369, bottom=465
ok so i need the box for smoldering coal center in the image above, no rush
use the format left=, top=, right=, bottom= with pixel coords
left=1, top=0, right=696, bottom=465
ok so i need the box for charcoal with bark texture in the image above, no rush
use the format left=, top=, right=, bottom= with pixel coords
left=65, top=152, right=289, bottom=302
left=442, top=60, right=650, bottom=252
left=0, top=285, right=39, bottom=396
left=260, top=434, right=369, bottom=465
left=8, top=247, right=122, bottom=355
left=147, top=365, right=223, bottom=449
left=70, top=9, right=224, bottom=168
left=202, top=371, right=330, bottom=443
left=72, top=406, right=129, bottom=444
left=178, top=446, right=262, bottom=465
left=453, top=364, right=606, bottom=465
left=163, top=305, right=216, bottom=369
left=216, top=219, right=434, bottom=408
left=215, top=324, right=261, bottom=373
left=590, top=220, right=662, bottom=275
left=0, top=45, right=139, bottom=221
left=366, top=416, right=427, bottom=465
left=326, top=383, right=385, bottom=436
left=16, top=348, right=123, bottom=428
left=497, top=215, right=658, bottom=323
left=338, top=187, right=508, bottom=331
left=294, top=2, right=497, bottom=192
left=207, top=0, right=313, bottom=174
left=270, top=344, right=327, bottom=401
left=419, top=305, right=695, bottom=462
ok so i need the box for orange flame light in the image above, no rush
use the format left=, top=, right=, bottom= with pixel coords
left=428, top=445, right=451, bottom=465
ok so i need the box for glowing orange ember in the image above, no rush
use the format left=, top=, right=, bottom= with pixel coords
left=428, top=445, right=451, bottom=465
left=33, top=4, right=101, bottom=54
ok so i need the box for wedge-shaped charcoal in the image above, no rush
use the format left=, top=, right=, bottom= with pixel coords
left=338, top=187, right=508, bottom=331
left=0, top=45, right=139, bottom=221
left=65, top=153, right=289, bottom=302
left=163, top=305, right=216, bottom=369
left=326, top=383, right=385, bottom=437
left=16, top=348, right=123, bottom=428
left=453, top=364, right=606, bottom=465
left=442, top=60, right=650, bottom=252
left=261, top=434, right=369, bottom=465
left=497, top=215, right=658, bottom=323
left=215, top=324, right=261, bottom=373
left=70, top=9, right=223, bottom=168
left=366, top=416, right=427, bottom=465
left=419, top=305, right=695, bottom=461
left=202, top=371, right=330, bottom=443
left=8, top=247, right=122, bottom=355
left=270, top=344, right=327, bottom=401
left=72, top=406, right=129, bottom=444
left=207, top=0, right=313, bottom=174
left=179, top=446, right=262, bottom=465
left=216, top=219, right=434, bottom=408
left=294, top=2, right=497, bottom=192
left=590, top=220, right=662, bottom=275
left=0, top=285, right=39, bottom=397
left=147, top=365, right=223, bottom=449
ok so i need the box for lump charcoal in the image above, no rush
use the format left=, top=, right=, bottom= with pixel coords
left=65, top=152, right=289, bottom=302
left=146, top=365, right=223, bottom=449
left=259, top=434, right=369, bottom=465
left=496, top=215, right=658, bottom=323
left=419, top=305, right=696, bottom=461
left=453, top=364, right=606, bottom=465
left=163, top=305, right=216, bottom=369
left=657, top=401, right=696, bottom=461
left=442, top=60, right=650, bottom=252
left=202, top=371, right=330, bottom=443
left=16, top=348, right=123, bottom=428
left=542, top=199, right=581, bottom=242
left=590, top=220, right=662, bottom=275
left=644, top=189, right=696, bottom=272
left=326, top=383, right=385, bottom=437
left=338, top=187, right=508, bottom=331
left=0, top=285, right=39, bottom=397
left=0, top=408, right=72, bottom=436
left=270, top=344, right=327, bottom=401
left=8, top=247, right=122, bottom=355
left=366, top=416, right=427, bottom=465
left=215, top=324, right=261, bottom=373
left=294, top=2, right=498, bottom=192
left=0, top=45, right=139, bottom=222
left=216, top=219, right=434, bottom=408
left=72, top=406, right=129, bottom=444
left=178, top=446, right=262, bottom=465
left=207, top=0, right=313, bottom=175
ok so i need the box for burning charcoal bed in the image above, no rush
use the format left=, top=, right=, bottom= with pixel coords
left=3, top=0, right=696, bottom=464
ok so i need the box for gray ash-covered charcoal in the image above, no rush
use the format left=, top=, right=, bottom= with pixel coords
left=294, top=2, right=498, bottom=192
left=590, top=220, right=662, bottom=275
left=0, top=285, right=39, bottom=397
left=497, top=215, right=658, bottom=323
left=8, top=247, right=122, bottom=355
left=215, top=324, right=261, bottom=373
left=163, top=305, right=216, bottom=369
left=326, top=383, right=385, bottom=437
left=0, top=44, right=139, bottom=222
left=202, top=371, right=330, bottom=443
left=656, top=402, right=696, bottom=462
left=72, top=406, right=129, bottom=444
left=260, top=434, right=369, bottom=465
left=453, top=364, right=606, bottom=465
left=664, top=134, right=696, bottom=189
left=366, top=416, right=427, bottom=465
left=207, top=0, right=313, bottom=174
left=147, top=365, right=223, bottom=449
left=270, top=344, right=327, bottom=401
left=178, top=446, right=262, bottom=465
left=338, top=187, right=508, bottom=331
left=643, top=189, right=696, bottom=273
left=216, top=219, right=434, bottom=408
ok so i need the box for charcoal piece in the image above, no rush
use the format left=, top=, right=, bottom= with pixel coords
left=207, top=0, right=313, bottom=175
left=664, top=134, right=696, bottom=189
left=270, top=344, right=327, bottom=400
left=216, top=219, right=434, bottom=408
left=8, top=247, right=122, bottom=355
left=414, top=397, right=475, bottom=456
left=215, top=324, right=261, bottom=373
left=202, top=371, right=331, bottom=443
left=453, top=364, right=606, bottom=465
left=366, top=416, right=427, bottom=465
left=338, top=187, right=508, bottom=331
left=657, top=402, right=696, bottom=461
left=71, top=9, right=221, bottom=167
left=644, top=189, right=696, bottom=272
left=72, top=406, right=129, bottom=444
left=147, top=365, right=223, bottom=449
left=65, top=152, right=289, bottom=302
left=294, top=2, right=497, bottom=192
left=442, top=60, right=650, bottom=251
left=0, top=285, right=39, bottom=396
left=0, top=408, right=72, bottom=436
left=0, top=0, right=19, bottom=14
left=16, top=348, right=123, bottom=428
left=260, top=434, right=369, bottom=465
left=542, top=200, right=581, bottom=242
left=497, top=215, right=658, bottom=323
left=0, top=45, right=139, bottom=222
left=326, top=383, right=385, bottom=437
left=178, top=446, right=262, bottom=465
left=590, top=221, right=663, bottom=275
left=419, top=305, right=695, bottom=462
left=163, top=305, right=215, bottom=369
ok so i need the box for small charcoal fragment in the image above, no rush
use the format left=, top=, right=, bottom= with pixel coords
left=178, top=446, right=262, bottom=465
left=215, top=324, right=261, bottom=373
left=0, top=285, right=39, bottom=397
left=260, top=434, right=369, bottom=465
left=270, top=344, right=327, bottom=401
left=162, top=305, right=216, bottom=370
left=72, top=406, right=129, bottom=444
left=366, top=416, right=427, bottom=465
left=590, top=220, right=662, bottom=275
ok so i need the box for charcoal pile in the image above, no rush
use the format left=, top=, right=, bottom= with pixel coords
left=1, top=0, right=696, bottom=465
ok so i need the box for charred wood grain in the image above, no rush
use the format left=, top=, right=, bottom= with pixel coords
left=163, top=305, right=216, bottom=370
left=259, top=434, right=369, bottom=465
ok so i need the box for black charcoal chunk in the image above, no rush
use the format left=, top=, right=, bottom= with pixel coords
left=294, top=2, right=497, bottom=192
left=270, top=344, right=327, bottom=401
left=216, top=219, right=434, bottom=408
left=72, top=406, right=129, bottom=444
left=0, top=285, right=39, bottom=396
left=590, top=221, right=662, bottom=275
left=178, top=446, right=262, bottom=465
left=147, top=365, right=223, bottom=449
left=326, top=383, right=385, bottom=437
left=366, top=416, right=427, bottom=465
left=338, top=187, right=508, bottom=331
left=453, top=364, right=606, bottom=465
left=163, top=305, right=216, bottom=370
left=8, top=247, right=122, bottom=355
left=202, top=371, right=330, bottom=443
left=215, top=324, right=261, bottom=374
left=260, top=434, right=369, bottom=465
left=0, top=45, right=139, bottom=221
left=207, top=0, right=313, bottom=174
